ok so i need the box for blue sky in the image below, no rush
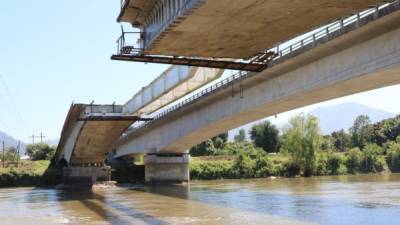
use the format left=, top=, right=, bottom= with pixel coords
left=0, top=1, right=399, bottom=143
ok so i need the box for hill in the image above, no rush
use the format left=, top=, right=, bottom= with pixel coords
left=0, top=131, right=25, bottom=154
left=229, top=102, right=396, bottom=139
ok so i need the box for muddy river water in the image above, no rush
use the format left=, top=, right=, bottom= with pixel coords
left=0, top=174, right=399, bottom=225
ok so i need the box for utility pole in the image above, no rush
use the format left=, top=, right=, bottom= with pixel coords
left=29, top=134, right=36, bottom=144
left=16, top=141, right=20, bottom=167
left=2, top=141, right=4, bottom=168
left=29, top=132, right=45, bottom=144
left=39, top=132, right=46, bottom=143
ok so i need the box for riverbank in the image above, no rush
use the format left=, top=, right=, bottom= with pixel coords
left=189, top=150, right=396, bottom=180
left=1, top=149, right=398, bottom=188
left=0, top=160, right=61, bottom=188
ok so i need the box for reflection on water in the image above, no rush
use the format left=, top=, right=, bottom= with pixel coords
left=0, top=174, right=400, bottom=225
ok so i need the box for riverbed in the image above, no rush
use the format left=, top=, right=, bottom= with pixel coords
left=0, top=174, right=399, bottom=225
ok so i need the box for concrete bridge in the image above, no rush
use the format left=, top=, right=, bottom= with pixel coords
left=115, top=1, right=400, bottom=182
left=55, top=104, right=149, bottom=184
left=55, top=1, right=400, bottom=184
left=55, top=67, right=221, bottom=184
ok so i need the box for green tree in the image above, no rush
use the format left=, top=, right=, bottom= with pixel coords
left=327, top=153, right=346, bottom=175
left=360, top=143, right=386, bottom=172
left=320, top=135, right=334, bottom=151
left=346, top=148, right=362, bottom=173
left=331, top=129, right=351, bottom=152
left=26, top=143, right=56, bottom=161
left=250, top=121, right=280, bottom=153
left=382, top=116, right=400, bottom=142
left=350, top=115, right=372, bottom=149
left=387, top=142, right=400, bottom=172
left=211, top=133, right=228, bottom=149
left=190, top=133, right=228, bottom=156
left=3, top=147, right=19, bottom=162
left=253, top=153, right=272, bottom=177
left=282, top=114, right=321, bottom=177
left=232, top=152, right=254, bottom=178
left=234, top=129, right=247, bottom=143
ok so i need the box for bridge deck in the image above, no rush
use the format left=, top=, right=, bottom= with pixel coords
left=120, top=0, right=382, bottom=59
left=55, top=104, right=148, bottom=164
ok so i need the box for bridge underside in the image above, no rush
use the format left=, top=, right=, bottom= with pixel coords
left=119, top=0, right=382, bottom=58
left=55, top=104, right=150, bottom=186
left=116, top=8, right=400, bottom=156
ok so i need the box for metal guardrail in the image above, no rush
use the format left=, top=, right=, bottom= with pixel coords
left=126, top=0, right=400, bottom=134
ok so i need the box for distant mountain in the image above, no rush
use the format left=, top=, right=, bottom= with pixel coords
left=228, top=102, right=396, bottom=140
left=0, top=131, right=26, bottom=155
left=309, top=102, right=395, bottom=134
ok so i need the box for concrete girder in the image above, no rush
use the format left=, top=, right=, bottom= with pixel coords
left=56, top=104, right=142, bottom=164
left=123, top=66, right=223, bottom=116
left=115, top=10, right=400, bottom=156
left=118, top=0, right=383, bottom=58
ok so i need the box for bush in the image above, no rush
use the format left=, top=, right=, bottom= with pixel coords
left=346, top=148, right=362, bottom=174
left=190, top=160, right=234, bottom=180
left=26, top=144, right=56, bottom=161
left=361, top=144, right=387, bottom=173
left=327, top=153, right=344, bottom=175
left=373, top=156, right=387, bottom=173
left=282, top=160, right=301, bottom=177
left=232, top=153, right=254, bottom=178
left=314, top=153, right=329, bottom=176
left=387, top=142, right=400, bottom=172
left=253, top=154, right=273, bottom=177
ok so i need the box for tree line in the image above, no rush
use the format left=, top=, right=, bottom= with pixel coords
left=190, top=113, right=400, bottom=178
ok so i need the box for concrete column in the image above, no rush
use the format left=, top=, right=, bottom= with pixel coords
left=61, top=165, right=111, bottom=187
left=145, top=153, right=190, bottom=183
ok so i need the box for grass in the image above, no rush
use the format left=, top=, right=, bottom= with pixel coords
left=0, top=160, right=60, bottom=188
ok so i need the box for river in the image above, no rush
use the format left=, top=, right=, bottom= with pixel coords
left=0, top=174, right=399, bottom=225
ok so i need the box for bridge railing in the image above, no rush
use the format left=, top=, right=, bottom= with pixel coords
left=126, top=0, right=400, bottom=134
left=271, top=3, right=396, bottom=60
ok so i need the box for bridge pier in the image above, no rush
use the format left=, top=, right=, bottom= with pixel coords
left=59, top=163, right=112, bottom=188
left=145, top=154, right=190, bottom=184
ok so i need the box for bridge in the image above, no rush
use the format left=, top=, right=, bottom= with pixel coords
left=55, top=1, right=400, bottom=184
left=112, top=0, right=383, bottom=70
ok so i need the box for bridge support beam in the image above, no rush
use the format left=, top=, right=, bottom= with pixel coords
left=59, top=164, right=112, bottom=188
left=145, top=154, right=190, bottom=184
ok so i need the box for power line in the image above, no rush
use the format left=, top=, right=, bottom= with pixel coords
left=0, top=83, right=14, bottom=133
left=0, top=74, right=30, bottom=134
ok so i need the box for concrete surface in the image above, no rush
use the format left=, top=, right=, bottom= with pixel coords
left=116, top=10, right=400, bottom=156
left=56, top=104, right=135, bottom=164
left=123, top=66, right=223, bottom=116
left=120, top=0, right=382, bottom=58
left=145, top=154, right=190, bottom=183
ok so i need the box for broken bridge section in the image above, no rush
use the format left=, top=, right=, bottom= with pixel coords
left=55, top=103, right=150, bottom=165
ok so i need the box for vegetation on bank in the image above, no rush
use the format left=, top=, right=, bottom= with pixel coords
left=0, top=160, right=62, bottom=187
left=190, top=113, right=400, bottom=180
left=2, top=113, right=400, bottom=187
left=0, top=144, right=60, bottom=188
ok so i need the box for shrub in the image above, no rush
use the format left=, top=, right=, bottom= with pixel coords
left=346, top=148, right=362, bottom=174
left=361, top=144, right=387, bottom=173
left=282, top=160, right=301, bottom=177
left=26, top=144, right=56, bottom=161
left=387, top=142, right=400, bottom=172
left=314, top=153, right=329, bottom=176
left=373, top=156, right=387, bottom=173
left=253, top=154, right=273, bottom=177
left=327, top=153, right=344, bottom=175
left=232, top=153, right=254, bottom=178
left=190, top=160, right=234, bottom=180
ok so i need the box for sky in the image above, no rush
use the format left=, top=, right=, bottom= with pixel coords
left=0, top=1, right=399, bottom=143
